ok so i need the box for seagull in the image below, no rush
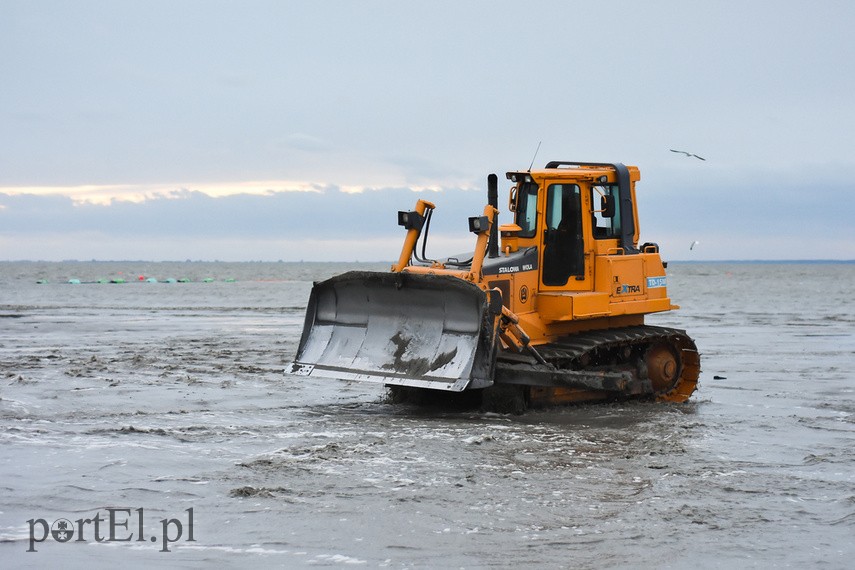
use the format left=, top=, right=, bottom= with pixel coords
left=670, top=149, right=706, bottom=161
left=690, top=240, right=700, bottom=250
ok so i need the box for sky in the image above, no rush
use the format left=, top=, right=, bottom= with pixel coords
left=2, top=0, right=854, bottom=261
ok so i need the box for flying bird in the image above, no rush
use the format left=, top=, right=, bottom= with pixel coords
left=690, top=240, right=700, bottom=251
left=670, top=149, right=706, bottom=161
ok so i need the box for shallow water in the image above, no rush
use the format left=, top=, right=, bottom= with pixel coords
left=1, top=261, right=853, bottom=568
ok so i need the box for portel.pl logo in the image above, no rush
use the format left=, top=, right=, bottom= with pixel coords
left=27, top=507, right=194, bottom=553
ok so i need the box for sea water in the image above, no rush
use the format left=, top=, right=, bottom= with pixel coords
left=1, top=261, right=853, bottom=568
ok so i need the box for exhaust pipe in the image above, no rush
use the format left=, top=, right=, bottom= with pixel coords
left=487, top=174, right=499, bottom=259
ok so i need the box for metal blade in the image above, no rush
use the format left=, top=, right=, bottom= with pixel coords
left=291, top=271, right=501, bottom=391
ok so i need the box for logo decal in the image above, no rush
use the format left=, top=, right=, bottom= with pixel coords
left=51, top=519, right=74, bottom=543
left=498, top=263, right=534, bottom=274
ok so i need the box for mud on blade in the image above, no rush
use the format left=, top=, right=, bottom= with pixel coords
left=290, top=271, right=501, bottom=391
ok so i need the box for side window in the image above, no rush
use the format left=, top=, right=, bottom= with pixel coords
left=591, top=184, right=622, bottom=239
left=515, top=182, right=539, bottom=238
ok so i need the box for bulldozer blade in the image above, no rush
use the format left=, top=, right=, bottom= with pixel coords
left=289, top=271, right=502, bottom=391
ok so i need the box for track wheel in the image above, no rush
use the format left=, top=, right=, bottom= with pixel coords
left=646, top=343, right=680, bottom=393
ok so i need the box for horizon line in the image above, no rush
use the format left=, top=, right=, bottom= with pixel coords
left=1, top=258, right=853, bottom=264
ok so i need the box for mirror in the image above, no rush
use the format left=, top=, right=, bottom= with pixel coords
left=508, top=185, right=517, bottom=212
left=600, top=194, right=615, bottom=218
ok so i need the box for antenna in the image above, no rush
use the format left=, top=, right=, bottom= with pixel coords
left=527, top=141, right=542, bottom=172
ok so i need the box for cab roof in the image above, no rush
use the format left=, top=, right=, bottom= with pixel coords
left=507, top=162, right=639, bottom=183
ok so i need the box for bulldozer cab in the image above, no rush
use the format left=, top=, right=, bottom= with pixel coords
left=508, top=163, right=639, bottom=294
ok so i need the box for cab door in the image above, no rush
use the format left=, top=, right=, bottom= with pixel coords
left=540, top=182, right=591, bottom=291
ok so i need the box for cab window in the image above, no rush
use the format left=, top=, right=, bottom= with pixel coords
left=591, top=184, right=622, bottom=239
left=515, top=182, right=539, bottom=238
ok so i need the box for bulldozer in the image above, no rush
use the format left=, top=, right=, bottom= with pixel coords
left=289, top=161, right=700, bottom=412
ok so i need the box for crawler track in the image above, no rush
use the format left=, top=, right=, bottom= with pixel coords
left=494, top=325, right=701, bottom=408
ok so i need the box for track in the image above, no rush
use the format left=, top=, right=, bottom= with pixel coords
left=494, top=325, right=701, bottom=408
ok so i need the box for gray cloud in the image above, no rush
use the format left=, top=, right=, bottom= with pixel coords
left=2, top=167, right=853, bottom=261
left=0, top=186, right=487, bottom=239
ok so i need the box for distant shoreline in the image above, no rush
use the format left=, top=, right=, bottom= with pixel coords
left=1, top=259, right=853, bottom=265
left=668, top=259, right=855, bottom=264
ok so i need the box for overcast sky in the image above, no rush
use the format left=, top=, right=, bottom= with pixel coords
left=2, top=1, right=854, bottom=261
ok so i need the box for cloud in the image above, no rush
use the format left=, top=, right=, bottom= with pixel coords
left=0, top=184, right=491, bottom=260
left=636, top=165, right=855, bottom=259
left=0, top=180, right=328, bottom=205
left=2, top=167, right=853, bottom=262
left=276, top=133, right=333, bottom=153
